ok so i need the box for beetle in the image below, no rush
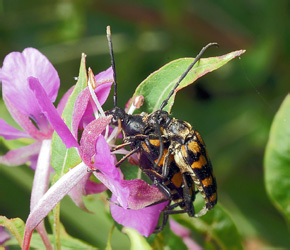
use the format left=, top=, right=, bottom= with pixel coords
left=105, top=26, right=217, bottom=231
left=136, top=136, right=197, bottom=232
left=144, top=111, right=217, bottom=216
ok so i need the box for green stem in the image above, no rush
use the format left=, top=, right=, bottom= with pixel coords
left=106, top=224, right=115, bottom=250
left=53, top=203, right=61, bottom=250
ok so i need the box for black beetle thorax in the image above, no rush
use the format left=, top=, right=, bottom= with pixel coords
left=122, top=114, right=146, bottom=136
left=163, top=119, right=192, bottom=140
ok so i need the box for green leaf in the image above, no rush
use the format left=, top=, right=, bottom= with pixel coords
left=120, top=50, right=245, bottom=183
left=2, top=215, right=98, bottom=249
left=120, top=163, right=151, bottom=184
left=51, top=53, right=87, bottom=176
left=133, top=49, right=246, bottom=113
left=53, top=223, right=97, bottom=250
left=0, top=216, right=25, bottom=247
left=264, top=94, right=290, bottom=222
left=27, top=223, right=97, bottom=249
left=122, top=227, right=151, bottom=250
left=177, top=203, right=243, bottom=250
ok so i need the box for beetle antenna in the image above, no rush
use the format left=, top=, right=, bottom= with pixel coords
left=159, top=42, right=219, bottom=111
left=107, top=26, right=118, bottom=107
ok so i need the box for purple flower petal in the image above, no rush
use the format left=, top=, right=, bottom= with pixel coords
left=0, top=226, right=10, bottom=245
left=122, top=179, right=166, bottom=209
left=110, top=195, right=168, bottom=237
left=95, top=67, right=113, bottom=83
left=92, top=136, right=168, bottom=236
left=85, top=180, right=108, bottom=195
left=23, top=162, right=88, bottom=250
left=1, top=48, right=59, bottom=137
left=94, top=69, right=114, bottom=106
left=170, top=219, right=202, bottom=250
left=29, top=154, right=39, bottom=170
left=28, top=77, right=78, bottom=148
left=0, top=142, right=41, bottom=166
left=93, top=67, right=114, bottom=107
left=0, top=48, right=60, bottom=113
left=68, top=172, right=93, bottom=213
left=0, top=118, right=31, bottom=140
left=3, top=96, right=53, bottom=140
left=102, top=168, right=168, bottom=236
left=94, top=81, right=114, bottom=106
left=183, top=238, right=202, bottom=250
left=79, top=116, right=112, bottom=166
left=72, top=67, right=113, bottom=139
left=93, top=135, right=117, bottom=174
left=67, top=170, right=108, bottom=212
left=80, top=104, right=96, bottom=129
left=94, top=170, right=130, bottom=209
left=72, top=85, right=113, bottom=140
left=91, top=135, right=167, bottom=213
left=169, top=219, right=191, bottom=237
left=92, top=135, right=130, bottom=209
left=72, top=88, right=91, bottom=139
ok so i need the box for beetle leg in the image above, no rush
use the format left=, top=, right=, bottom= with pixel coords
left=111, top=142, right=132, bottom=152
left=181, top=173, right=195, bottom=217
left=160, top=144, right=175, bottom=178
left=155, top=116, right=164, bottom=166
left=161, top=149, right=171, bottom=178
left=142, top=169, right=172, bottom=199
left=143, top=138, right=162, bottom=172
left=154, top=213, right=169, bottom=233
left=154, top=202, right=190, bottom=233
left=115, top=147, right=139, bottom=168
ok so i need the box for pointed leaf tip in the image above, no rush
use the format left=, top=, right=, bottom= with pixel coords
left=133, top=49, right=246, bottom=113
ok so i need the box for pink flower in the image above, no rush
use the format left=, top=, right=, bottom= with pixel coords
left=0, top=48, right=78, bottom=250
left=1, top=49, right=57, bottom=166
left=0, top=48, right=78, bottom=168
left=0, top=227, right=10, bottom=246
left=76, top=69, right=168, bottom=236
left=81, top=132, right=168, bottom=237
left=6, top=58, right=167, bottom=248
left=21, top=64, right=113, bottom=250
left=170, top=219, right=202, bottom=250
left=0, top=48, right=83, bottom=250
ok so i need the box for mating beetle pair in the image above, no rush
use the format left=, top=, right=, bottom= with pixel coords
left=105, top=26, right=217, bottom=232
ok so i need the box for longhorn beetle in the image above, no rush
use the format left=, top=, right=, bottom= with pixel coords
left=105, top=26, right=218, bottom=231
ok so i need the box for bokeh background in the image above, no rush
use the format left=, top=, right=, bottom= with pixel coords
left=0, top=0, right=289, bottom=249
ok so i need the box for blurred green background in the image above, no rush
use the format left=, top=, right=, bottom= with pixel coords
left=0, top=0, right=289, bottom=249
